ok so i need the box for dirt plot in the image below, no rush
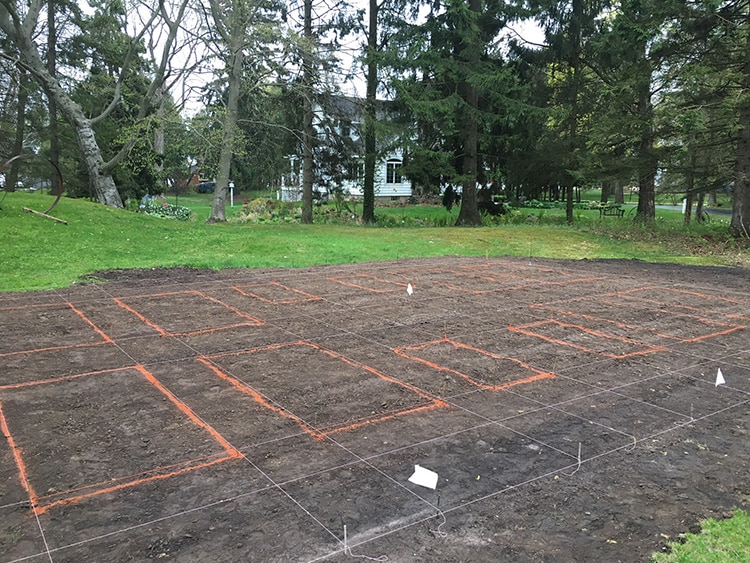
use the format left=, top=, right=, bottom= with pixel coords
left=1, top=256, right=750, bottom=562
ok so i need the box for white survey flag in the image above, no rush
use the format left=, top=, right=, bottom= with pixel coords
left=407, top=283, right=414, bottom=296
left=408, top=464, right=438, bottom=489
left=715, top=368, right=725, bottom=387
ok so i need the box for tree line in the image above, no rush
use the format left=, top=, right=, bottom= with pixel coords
left=1, top=0, right=749, bottom=236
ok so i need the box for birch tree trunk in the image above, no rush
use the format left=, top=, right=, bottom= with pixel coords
left=0, top=8, right=124, bottom=206
left=208, top=48, right=243, bottom=223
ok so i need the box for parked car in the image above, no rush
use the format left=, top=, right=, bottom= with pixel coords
left=197, top=181, right=215, bottom=193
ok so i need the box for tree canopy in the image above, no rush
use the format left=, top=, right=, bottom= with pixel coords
left=1, top=0, right=749, bottom=235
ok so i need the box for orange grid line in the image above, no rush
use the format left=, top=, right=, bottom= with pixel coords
left=508, top=319, right=666, bottom=359
left=394, top=337, right=556, bottom=391
left=0, top=365, right=242, bottom=515
left=327, top=274, right=409, bottom=293
left=0, top=402, right=39, bottom=505
left=0, top=302, right=113, bottom=358
left=113, top=290, right=263, bottom=337
left=232, top=282, right=323, bottom=304
left=531, top=301, right=746, bottom=344
left=0, top=365, right=135, bottom=391
left=199, top=341, right=448, bottom=441
left=602, top=286, right=750, bottom=322
left=458, top=262, right=604, bottom=286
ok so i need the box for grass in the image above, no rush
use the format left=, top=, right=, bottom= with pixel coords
left=653, top=509, right=750, bottom=562
left=1, top=191, right=747, bottom=292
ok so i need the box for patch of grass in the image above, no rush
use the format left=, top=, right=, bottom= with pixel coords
left=0, top=192, right=747, bottom=292
left=653, top=509, right=750, bottom=562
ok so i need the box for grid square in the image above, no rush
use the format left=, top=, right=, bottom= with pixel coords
left=0, top=366, right=240, bottom=514
left=608, top=286, right=750, bottom=322
left=394, top=337, right=555, bottom=391
left=532, top=298, right=746, bottom=344
left=113, top=290, right=263, bottom=337
left=198, top=341, right=448, bottom=440
left=508, top=319, right=665, bottom=359
left=0, top=302, right=111, bottom=356
left=232, top=282, right=322, bottom=304
left=327, top=273, right=410, bottom=293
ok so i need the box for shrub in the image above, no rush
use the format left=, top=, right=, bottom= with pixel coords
left=137, top=199, right=192, bottom=221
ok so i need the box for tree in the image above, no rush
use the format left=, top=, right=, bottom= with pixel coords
left=389, top=0, right=513, bottom=226
left=200, top=0, right=284, bottom=223
left=1, top=0, right=193, bottom=208
left=362, top=0, right=379, bottom=224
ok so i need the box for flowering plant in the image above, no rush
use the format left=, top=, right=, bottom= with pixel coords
left=137, top=197, right=192, bottom=221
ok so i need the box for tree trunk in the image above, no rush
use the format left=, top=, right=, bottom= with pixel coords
left=695, top=192, right=706, bottom=222
left=47, top=0, right=61, bottom=196
left=208, top=48, right=243, bottom=223
left=361, top=0, right=378, bottom=224
left=301, top=0, right=315, bottom=224
left=634, top=78, right=656, bottom=223
left=455, top=0, right=482, bottom=226
left=733, top=33, right=750, bottom=237
left=683, top=192, right=693, bottom=225
left=7, top=68, right=27, bottom=193
left=4, top=14, right=123, bottom=207
left=614, top=181, right=624, bottom=204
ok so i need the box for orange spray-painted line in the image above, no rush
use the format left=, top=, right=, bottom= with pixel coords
left=508, top=319, right=666, bottom=359
left=37, top=452, right=230, bottom=503
left=113, top=297, right=170, bottom=336
left=321, top=402, right=447, bottom=436
left=0, top=365, right=136, bottom=391
left=394, top=337, right=555, bottom=391
left=114, top=290, right=263, bottom=337
left=196, top=354, right=327, bottom=440
left=328, top=274, right=408, bottom=293
left=0, top=402, right=40, bottom=509
left=35, top=455, right=235, bottom=515
left=67, top=302, right=114, bottom=343
left=233, top=282, right=322, bottom=304
left=133, top=365, right=242, bottom=458
left=200, top=340, right=448, bottom=440
left=0, top=340, right=110, bottom=359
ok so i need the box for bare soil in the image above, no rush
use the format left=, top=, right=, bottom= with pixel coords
left=1, top=256, right=749, bottom=562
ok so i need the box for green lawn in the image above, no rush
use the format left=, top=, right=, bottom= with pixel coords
left=653, top=509, right=750, bottom=562
left=0, top=191, right=746, bottom=292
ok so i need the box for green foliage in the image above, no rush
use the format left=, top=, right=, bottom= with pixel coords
left=137, top=199, right=192, bottom=221
left=232, top=198, right=300, bottom=224
left=653, top=509, right=750, bottom=563
left=1, top=192, right=747, bottom=293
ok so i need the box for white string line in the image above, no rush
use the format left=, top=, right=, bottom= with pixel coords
left=0, top=499, right=30, bottom=510
left=6, top=483, right=278, bottom=563
left=307, top=396, right=750, bottom=559
left=310, top=393, right=750, bottom=563
left=31, top=505, right=54, bottom=563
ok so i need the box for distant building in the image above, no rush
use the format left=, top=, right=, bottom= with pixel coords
left=278, top=96, right=411, bottom=202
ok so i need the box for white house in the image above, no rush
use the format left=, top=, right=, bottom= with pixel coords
left=278, top=96, right=412, bottom=202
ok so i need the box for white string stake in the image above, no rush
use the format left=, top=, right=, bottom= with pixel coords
left=563, top=442, right=582, bottom=476
left=343, top=525, right=388, bottom=562
left=429, top=509, right=448, bottom=538
left=426, top=493, right=448, bottom=538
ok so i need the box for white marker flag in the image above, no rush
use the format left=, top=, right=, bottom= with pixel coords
left=716, top=368, right=725, bottom=387
left=407, top=283, right=414, bottom=296
left=408, top=465, right=438, bottom=489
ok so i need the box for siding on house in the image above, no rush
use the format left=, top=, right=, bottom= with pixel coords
left=278, top=96, right=412, bottom=201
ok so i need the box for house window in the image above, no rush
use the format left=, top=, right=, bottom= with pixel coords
left=386, top=159, right=402, bottom=184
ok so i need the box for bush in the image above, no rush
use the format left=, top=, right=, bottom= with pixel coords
left=137, top=199, right=193, bottom=221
